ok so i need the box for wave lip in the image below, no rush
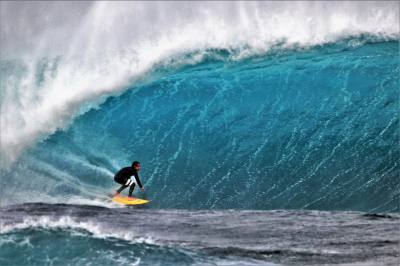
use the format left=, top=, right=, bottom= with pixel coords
left=1, top=1, right=399, bottom=165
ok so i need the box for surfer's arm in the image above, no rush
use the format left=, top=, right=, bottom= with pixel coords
left=133, top=172, right=144, bottom=190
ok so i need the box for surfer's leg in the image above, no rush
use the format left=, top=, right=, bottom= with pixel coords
left=128, top=183, right=136, bottom=197
left=114, top=176, right=128, bottom=195
left=118, top=179, right=134, bottom=194
left=117, top=184, right=128, bottom=194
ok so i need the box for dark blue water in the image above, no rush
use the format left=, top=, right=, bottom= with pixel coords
left=2, top=40, right=398, bottom=212
left=1, top=203, right=399, bottom=266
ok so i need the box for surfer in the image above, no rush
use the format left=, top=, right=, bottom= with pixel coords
left=114, top=161, right=145, bottom=200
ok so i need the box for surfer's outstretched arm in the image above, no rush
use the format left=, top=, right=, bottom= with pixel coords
left=133, top=172, right=145, bottom=191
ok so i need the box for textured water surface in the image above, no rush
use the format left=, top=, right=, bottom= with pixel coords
left=1, top=203, right=399, bottom=265
left=1, top=41, right=398, bottom=211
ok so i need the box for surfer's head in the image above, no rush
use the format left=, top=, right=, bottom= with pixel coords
left=132, top=161, right=141, bottom=171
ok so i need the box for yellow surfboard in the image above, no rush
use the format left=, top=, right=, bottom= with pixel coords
left=112, top=196, right=150, bottom=205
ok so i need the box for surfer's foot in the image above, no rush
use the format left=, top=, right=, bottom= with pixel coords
left=127, top=196, right=135, bottom=201
left=114, top=192, right=120, bottom=197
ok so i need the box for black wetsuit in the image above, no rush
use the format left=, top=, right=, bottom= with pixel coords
left=114, top=167, right=143, bottom=197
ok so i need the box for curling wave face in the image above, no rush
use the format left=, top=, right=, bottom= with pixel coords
left=1, top=1, right=398, bottom=164
left=1, top=40, right=398, bottom=211
left=0, top=2, right=399, bottom=210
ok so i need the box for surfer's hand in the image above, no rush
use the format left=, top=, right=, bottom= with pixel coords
left=141, top=187, right=145, bottom=192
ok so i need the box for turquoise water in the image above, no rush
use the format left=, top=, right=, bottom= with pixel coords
left=2, top=40, right=399, bottom=211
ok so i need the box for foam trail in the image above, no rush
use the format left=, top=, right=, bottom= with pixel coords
left=0, top=215, right=156, bottom=246
left=0, top=1, right=399, bottom=165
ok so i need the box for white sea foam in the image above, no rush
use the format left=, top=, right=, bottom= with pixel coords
left=64, top=196, right=124, bottom=209
left=0, top=1, right=398, bottom=165
left=0, top=215, right=156, bottom=245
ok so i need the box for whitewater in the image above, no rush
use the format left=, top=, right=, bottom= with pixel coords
left=0, top=1, right=399, bottom=265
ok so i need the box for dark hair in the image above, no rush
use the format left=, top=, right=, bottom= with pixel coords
left=132, top=161, right=140, bottom=167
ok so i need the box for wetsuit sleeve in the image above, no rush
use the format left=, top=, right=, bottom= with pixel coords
left=133, top=172, right=143, bottom=188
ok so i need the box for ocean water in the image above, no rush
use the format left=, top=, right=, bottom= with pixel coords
left=1, top=203, right=399, bottom=266
left=0, top=2, right=399, bottom=265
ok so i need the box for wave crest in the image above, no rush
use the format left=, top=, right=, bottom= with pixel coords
left=1, top=2, right=399, bottom=165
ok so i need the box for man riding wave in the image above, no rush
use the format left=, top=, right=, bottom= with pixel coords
left=114, top=161, right=145, bottom=200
